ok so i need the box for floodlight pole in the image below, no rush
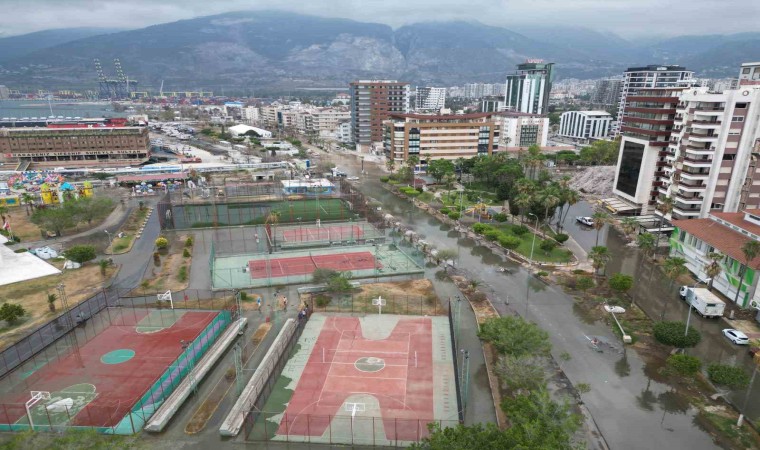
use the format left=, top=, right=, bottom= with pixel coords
left=685, top=278, right=710, bottom=337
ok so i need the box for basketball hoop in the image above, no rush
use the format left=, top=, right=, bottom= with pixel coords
left=157, top=290, right=174, bottom=309
left=26, top=391, right=51, bottom=430
left=372, top=296, right=386, bottom=315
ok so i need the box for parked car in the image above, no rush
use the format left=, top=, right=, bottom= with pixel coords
left=722, top=328, right=750, bottom=345
left=576, top=216, right=594, bottom=227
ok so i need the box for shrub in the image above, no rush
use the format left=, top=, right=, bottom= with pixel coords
left=707, top=364, right=750, bottom=389
left=537, top=271, right=549, bottom=277
left=653, top=321, right=701, bottom=348
left=13, top=248, right=27, bottom=253
left=554, top=233, right=569, bottom=244
left=239, top=291, right=248, bottom=301
left=666, top=354, right=701, bottom=377
left=314, top=294, right=331, bottom=307
left=447, top=211, right=461, bottom=220
left=512, top=225, right=529, bottom=236
left=497, top=234, right=521, bottom=250
left=312, top=267, right=339, bottom=283
left=484, top=229, right=502, bottom=242
left=416, top=186, right=424, bottom=193
left=493, top=213, right=508, bottom=222
left=573, top=269, right=588, bottom=275
left=478, top=316, right=551, bottom=358
left=185, top=236, right=194, bottom=247
left=155, top=236, right=169, bottom=250
left=472, top=223, right=490, bottom=234
left=539, top=239, right=557, bottom=254
left=183, top=248, right=191, bottom=258
left=178, top=265, right=188, bottom=282
left=440, top=207, right=450, bottom=215
left=576, top=276, right=595, bottom=291
left=326, top=272, right=353, bottom=292
left=0, top=303, right=26, bottom=325
left=63, top=245, right=96, bottom=264
left=380, top=176, right=390, bottom=183
left=609, top=273, right=634, bottom=295
left=99, top=259, right=109, bottom=276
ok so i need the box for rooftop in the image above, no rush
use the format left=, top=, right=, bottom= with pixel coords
left=672, top=214, right=760, bottom=269
left=389, top=112, right=495, bottom=121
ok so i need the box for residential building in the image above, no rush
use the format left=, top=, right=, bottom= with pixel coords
left=260, top=105, right=279, bottom=128
left=310, top=108, right=351, bottom=133
left=0, top=126, right=150, bottom=169
left=350, top=80, right=410, bottom=148
left=591, top=78, right=623, bottom=107
left=338, top=121, right=352, bottom=144
left=615, top=65, right=694, bottom=136
left=670, top=210, right=760, bottom=309
left=241, top=106, right=259, bottom=124
left=332, top=93, right=351, bottom=105
left=415, top=87, right=446, bottom=111
left=504, top=61, right=554, bottom=115
left=612, top=86, right=687, bottom=213
left=559, top=111, right=612, bottom=140
left=500, top=112, right=549, bottom=151
left=739, top=62, right=760, bottom=86
left=382, top=112, right=500, bottom=162
left=481, top=97, right=506, bottom=113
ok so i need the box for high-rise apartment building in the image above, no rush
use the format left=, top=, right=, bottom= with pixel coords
left=615, top=65, right=694, bottom=135
left=350, top=80, right=410, bottom=147
left=591, top=78, right=623, bottom=107
left=415, top=87, right=446, bottom=111
left=504, top=61, right=554, bottom=115
left=739, top=62, right=760, bottom=86
left=612, top=76, right=760, bottom=219
left=500, top=112, right=550, bottom=151
left=559, top=111, right=612, bottom=140
left=383, top=113, right=500, bottom=162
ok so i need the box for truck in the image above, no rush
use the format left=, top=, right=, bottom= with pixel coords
left=679, top=286, right=726, bottom=319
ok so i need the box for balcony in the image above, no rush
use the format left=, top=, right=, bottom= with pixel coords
left=686, top=143, right=712, bottom=151
left=675, top=192, right=704, bottom=204
left=626, top=107, right=677, bottom=115
left=678, top=181, right=707, bottom=192
left=682, top=156, right=713, bottom=167
left=672, top=207, right=701, bottom=219
left=692, top=120, right=721, bottom=128
left=690, top=134, right=719, bottom=143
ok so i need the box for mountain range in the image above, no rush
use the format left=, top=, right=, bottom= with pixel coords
left=0, top=11, right=758, bottom=93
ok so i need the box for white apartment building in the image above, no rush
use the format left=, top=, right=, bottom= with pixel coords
left=241, top=106, right=259, bottom=124
left=559, top=111, right=612, bottom=140
left=338, top=122, right=352, bottom=143
left=500, top=112, right=549, bottom=151
left=415, top=87, right=447, bottom=111
left=311, top=108, right=351, bottom=132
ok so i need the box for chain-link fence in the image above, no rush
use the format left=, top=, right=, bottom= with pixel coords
left=306, top=292, right=446, bottom=316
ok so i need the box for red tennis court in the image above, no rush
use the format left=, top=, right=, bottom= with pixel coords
left=278, top=316, right=434, bottom=441
left=248, top=251, right=379, bottom=279
left=280, top=225, right=364, bottom=243
left=0, top=310, right=218, bottom=429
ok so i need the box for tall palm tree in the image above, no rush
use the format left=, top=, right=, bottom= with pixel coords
left=653, top=197, right=674, bottom=260
left=662, top=256, right=687, bottom=319
left=558, top=188, right=579, bottom=232
left=637, top=233, right=656, bottom=259
left=513, top=194, right=532, bottom=223
left=591, top=211, right=610, bottom=246
left=733, top=241, right=760, bottom=307
left=589, top=246, right=611, bottom=275
left=703, top=252, right=723, bottom=291
left=540, top=187, right=561, bottom=227
left=21, top=193, right=35, bottom=216
left=620, top=217, right=638, bottom=239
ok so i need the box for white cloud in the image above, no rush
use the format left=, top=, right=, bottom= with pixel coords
left=0, top=0, right=757, bottom=38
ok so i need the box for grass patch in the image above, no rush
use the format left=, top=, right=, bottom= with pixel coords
left=493, top=224, right=572, bottom=263
left=177, top=265, right=188, bottom=282
left=701, top=411, right=759, bottom=449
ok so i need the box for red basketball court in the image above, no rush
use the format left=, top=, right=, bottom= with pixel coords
left=248, top=251, right=379, bottom=279
left=278, top=316, right=435, bottom=441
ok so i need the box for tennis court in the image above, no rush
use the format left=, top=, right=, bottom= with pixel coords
left=212, top=244, right=424, bottom=289
left=271, top=221, right=386, bottom=250
left=0, top=308, right=231, bottom=434
left=247, top=313, right=458, bottom=446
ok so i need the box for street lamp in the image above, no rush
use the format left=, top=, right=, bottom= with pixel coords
left=684, top=277, right=711, bottom=337
left=528, top=213, right=539, bottom=264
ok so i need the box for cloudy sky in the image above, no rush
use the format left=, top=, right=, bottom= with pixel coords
left=1, top=0, right=758, bottom=38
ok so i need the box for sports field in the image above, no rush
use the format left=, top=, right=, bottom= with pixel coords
left=248, top=313, right=458, bottom=446
left=212, top=244, right=424, bottom=289
left=0, top=309, right=230, bottom=434
left=272, top=222, right=385, bottom=250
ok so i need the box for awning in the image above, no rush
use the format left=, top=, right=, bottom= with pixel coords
left=600, top=197, right=640, bottom=214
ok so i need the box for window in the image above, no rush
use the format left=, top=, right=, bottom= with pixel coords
left=732, top=116, right=745, bottom=122
left=736, top=103, right=747, bottom=109
left=743, top=68, right=751, bottom=74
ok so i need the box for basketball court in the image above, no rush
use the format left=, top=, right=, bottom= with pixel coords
left=0, top=308, right=231, bottom=434
left=248, top=313, right=458, bottom=446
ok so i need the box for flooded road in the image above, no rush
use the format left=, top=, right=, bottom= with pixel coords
left=333, top=152, right=721, bottom=449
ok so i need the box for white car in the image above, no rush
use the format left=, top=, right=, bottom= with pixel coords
left=722, top=329, right=750, bottom=345
left=347, top=176, right=360, bottom=181
left=576, top=216, right=594, bottom=227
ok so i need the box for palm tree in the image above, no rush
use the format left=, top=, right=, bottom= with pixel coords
left=653, top=197, right=674, bottom=260
left=733, top=241, right=760, bottom=307
left=386, top=158, right=395, bottom=174
left=662, top=256, right=687, bottom=319
left=620, top=217, right=638, bottom=239
left=539, top=187, right=561, bottom=227
left=589, top=246, right=610, bottom=275
left=514, top=194, right=532, bottom=223
left=591, top=211, right=610, bottom=246
left=637, top=233, right=656, bottom=259
left=703, top=252, right=723, bottom=291
left=558, top=188, right=579, bottom=232
left=21, top=193, right=35, bottom=216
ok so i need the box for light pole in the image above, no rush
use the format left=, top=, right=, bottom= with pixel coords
left=528, top=213, right=539, bottom=264
left=685, top=277, right=711, bottom=337
left=104, top=229, right=113, bottom=255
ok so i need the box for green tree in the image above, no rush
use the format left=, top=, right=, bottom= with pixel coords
left=63, top=245, right=96, bottom=264
left=620, top=217, right=638, bottom=239
left=0, top=303, right=26, bottom=324
left=72, top=197, right=114, bottom=225
left=20, top=193, right=35, bottom=216
left=576, top=276, right=595, bottom=291
left=386, top=158, right=396, bottom=174
left=427, top=159, right=455, bottom=183
left=703, top=252, right=723, bottom=291
left=653, top=321, right=701, bottom=348
left=637, top=233, right=656, bottom=259
left=591, top=211, right=610, bottom=246
left=609, top=273, right=634, bottom=297
left=539, top=185, right=561, bottom=226
left=539, top=239, right=557, bottom=255
left=495, top=354, right=547, bottom=393
left=501, top=389, right=581, bottom=450
left=30, top=206, right=77, bottom=236
left=663, top=256, right=687, bottom=293
left=733, top=240, right=760, bottom=307
left=497, top=234, right=521, bottom=250
left=411, top=422, right=512, bottom=449
left=579, top=138, right=620, bottom=165
left=478, top=316, right=551, bottom=358
left=653, top=197, right=673, bottom=259
left=326, top=272, right=353, bottom=292
left=589, top=246, right=610, bottom=275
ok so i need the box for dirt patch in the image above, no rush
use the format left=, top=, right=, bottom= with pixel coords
left=138, top=234, right=192, bottom=292
left=303, top=279, right=444, bottom=315
left=0, top=262, right=117, bottom=350
left=252, top=322, right=272, bottom=345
